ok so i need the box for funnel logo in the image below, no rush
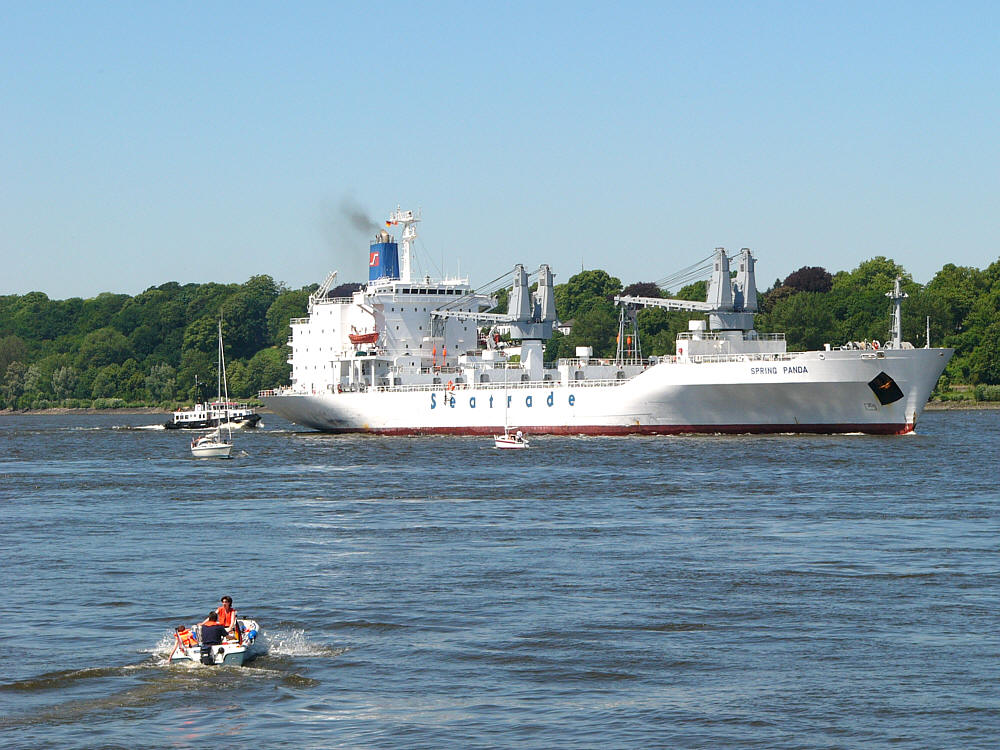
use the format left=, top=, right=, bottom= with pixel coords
left=369, top=251, right=380, bottom=267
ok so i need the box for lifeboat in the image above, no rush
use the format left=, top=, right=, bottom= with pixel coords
left=349, top=331, right=379, bottom=345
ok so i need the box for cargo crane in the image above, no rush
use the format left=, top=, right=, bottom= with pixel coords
left=613, top=248, right=779, bottom=362
left=430, top=264, right=557, bottom=380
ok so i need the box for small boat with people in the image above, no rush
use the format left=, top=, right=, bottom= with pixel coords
left=494, top=429, right=529, bottom=449
left=168, top=618, right=262, bottom=666
left=190, top=427, right=232, bottom=458
left=493, top=367, right=529, bottom=448
left=168, top=596, right=261, bottom=666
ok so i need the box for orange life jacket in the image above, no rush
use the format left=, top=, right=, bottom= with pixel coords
left=216, top=606, right=236, bottom=628
left=176, top=628, right=197, bottom=646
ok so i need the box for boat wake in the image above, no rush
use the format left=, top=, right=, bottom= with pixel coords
left=260, top=627, right=347, bottom=658
left=0, top=627, right=342, bottom=730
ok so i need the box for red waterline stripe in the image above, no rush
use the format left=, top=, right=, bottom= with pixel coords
left=305, top=423, right=915, bottom=436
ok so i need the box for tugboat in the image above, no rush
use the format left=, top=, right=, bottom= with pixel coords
left=165, top=375, right=261, bottom=430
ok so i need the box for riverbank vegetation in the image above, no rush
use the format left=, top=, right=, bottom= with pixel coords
left=2, top=256, right=998, bottom=410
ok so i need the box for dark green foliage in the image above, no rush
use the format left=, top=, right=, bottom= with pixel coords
left=77, top=327, right=133, bottom=369
left=0, top=275, right=323, bottom=409
left=0, top=335, right=28, bottom=374
left=554, top=269, right=623, bottom=322
left=266, top=289, right=310, bottom=347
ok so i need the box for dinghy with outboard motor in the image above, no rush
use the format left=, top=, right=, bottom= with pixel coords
left=168, top=618, right=262, bottom=666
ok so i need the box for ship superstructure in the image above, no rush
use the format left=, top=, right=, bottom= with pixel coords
left=261, top=209, right=952, bottom=435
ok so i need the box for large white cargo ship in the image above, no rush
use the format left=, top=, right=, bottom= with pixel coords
left=260, top=208, right=952, bottom=435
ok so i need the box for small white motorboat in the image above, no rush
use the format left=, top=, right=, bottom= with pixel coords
left=190, top=428, right=232, bottom=458
left=494, top=429, right=529, bottom=449
left=168, top=618, right=262, bottom=666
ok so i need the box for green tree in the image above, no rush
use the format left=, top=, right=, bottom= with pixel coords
left=244, top=348, right=291, bottom=393
left=266, top=289, right=310, bottom=347
left=554, top=270, right=623, bottom=321
left=767, top=292, right=837, bottom=351
left=561, top=303, right=619, bottom=358
left=221, top=275, right=280, bottom=359
left=118, top=359, right=146, bottom=402
left=76, top=293, right=131, bottom=334
left=0, top=335, right=28, bottom=374
left=77, top=327, right=134, bottom=369
left=828, top=257, right=914, bottom=344
left=23, top=364, right=45, bottom=397
left=1, top=362, right=27, bottom=408
left=182, top=317, right=220, bottom=355
left=177, top=349, right=215, bottom=399
left=185, top=282, right=237, bottom=322
left=52, top=366, right=79, bottom=400
left=227, top=359, right=250, bottom=398
left=968, top=321, right=1000, bottom=384
left=10, top=292, right=64, bottom=340
left=676, top=280, right=708, bottom=302
left=145, top=363, right=177, bottom=402
left=91, top=364, right=123, bottom=398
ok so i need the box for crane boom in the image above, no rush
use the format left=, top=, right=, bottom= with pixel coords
left=613, top=295, right=715, bottom=312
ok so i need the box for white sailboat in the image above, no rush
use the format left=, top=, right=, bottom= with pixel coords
left=494, top=366, right=529, bottom=449
left=191, top=321, right=234, bottom=458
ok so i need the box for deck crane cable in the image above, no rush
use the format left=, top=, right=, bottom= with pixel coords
left=652, top=253, right=714, bottom=292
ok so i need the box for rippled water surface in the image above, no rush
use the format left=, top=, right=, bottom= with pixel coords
left=1, top=411, right=999, bottom=748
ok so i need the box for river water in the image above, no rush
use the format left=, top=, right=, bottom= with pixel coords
left=1, top=411, right=998, bottom=748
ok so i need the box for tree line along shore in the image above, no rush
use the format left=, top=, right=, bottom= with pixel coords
left=2, top=256, right=999, bottom=412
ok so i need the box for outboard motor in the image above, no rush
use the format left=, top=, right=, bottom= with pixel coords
left=199, top=645, right=216, bottom=665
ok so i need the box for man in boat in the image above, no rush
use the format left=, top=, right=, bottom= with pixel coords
left=216, top=595, right=241, bottom=643
left=200, top=611, right=229, bottom=646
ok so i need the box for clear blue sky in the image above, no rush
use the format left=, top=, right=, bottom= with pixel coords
left=2, top=1, right=998, bottom=299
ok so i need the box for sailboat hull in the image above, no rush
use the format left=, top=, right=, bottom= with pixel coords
left=191, top=443, right=232, bottom=458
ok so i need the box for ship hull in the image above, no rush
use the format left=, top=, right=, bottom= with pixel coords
left=263, top=348, right=951, bottom=436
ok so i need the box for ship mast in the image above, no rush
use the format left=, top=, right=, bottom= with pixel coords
left=886, top=277, right=908, bottom=349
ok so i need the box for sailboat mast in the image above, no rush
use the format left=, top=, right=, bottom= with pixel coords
left=503, top=364, right=508, bottom=432
left=218, top=320, right=232, bottom=440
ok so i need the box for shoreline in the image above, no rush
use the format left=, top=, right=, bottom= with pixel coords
left=924, top=401, right=1000, bottom=410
